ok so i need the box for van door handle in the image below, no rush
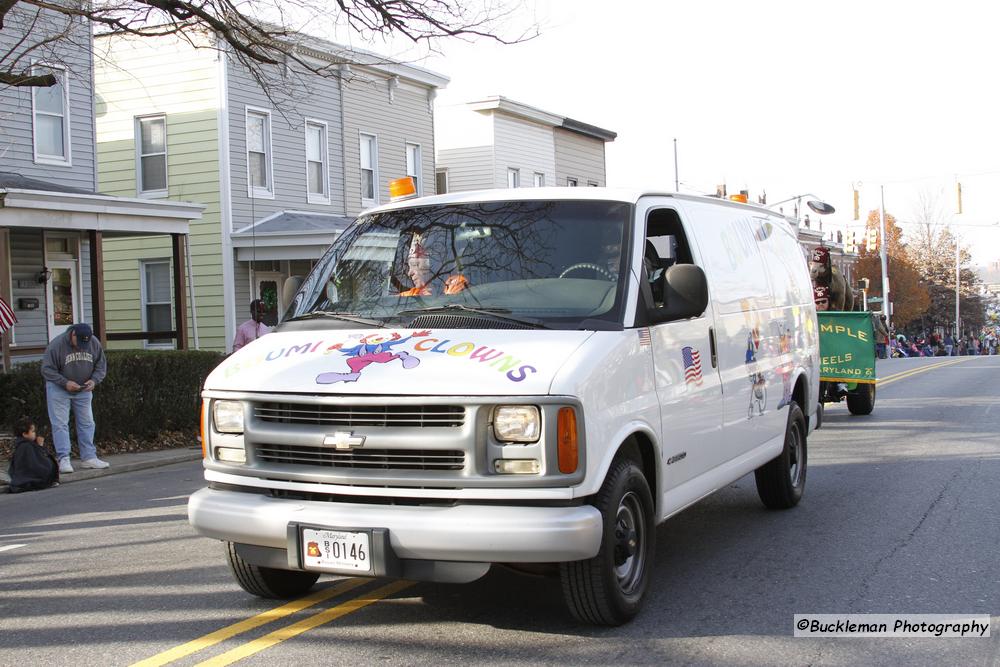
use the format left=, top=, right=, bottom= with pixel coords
left=708, top=327, right=718, bottom=368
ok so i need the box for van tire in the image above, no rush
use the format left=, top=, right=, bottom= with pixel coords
left=754, top=401, right=807, bottom=509
left=225, top=542, right=320, bottom=599
left=560, top=456, right=655, bottom=626
left=847, top=383, right=876, bottom=415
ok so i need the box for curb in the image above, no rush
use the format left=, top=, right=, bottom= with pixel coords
left=1, top=448, right=202, bottom=491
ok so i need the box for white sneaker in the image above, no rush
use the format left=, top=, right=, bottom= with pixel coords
left=58, top=457, right=74, bottom=474
left=79, top=458, right=110, bottom=470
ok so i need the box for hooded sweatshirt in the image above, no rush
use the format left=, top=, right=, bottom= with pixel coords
left=41, top=331, right=107, bottom=388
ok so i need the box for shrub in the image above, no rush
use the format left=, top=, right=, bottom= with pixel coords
left=0, top=349, right=223, bottom=444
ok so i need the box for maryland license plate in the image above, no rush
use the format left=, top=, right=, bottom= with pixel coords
left=301, top=528, right=372, bottom=574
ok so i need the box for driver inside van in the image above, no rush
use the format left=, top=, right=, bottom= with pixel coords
left=398, top=234, right=469, bottom=297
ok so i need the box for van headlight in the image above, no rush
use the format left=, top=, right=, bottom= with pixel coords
left=492, top=405, right=540, bottom=443
left=213, top=400, right=244, bottom=434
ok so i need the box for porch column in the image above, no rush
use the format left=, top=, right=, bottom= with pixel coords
left=88, top=230, right=106, bottom=344
left=0, top=228, right=10, bottom=372
left=171, top=233, right=189, bottom=350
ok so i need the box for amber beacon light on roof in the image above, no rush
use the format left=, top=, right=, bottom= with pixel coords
left=389, top=176, right=418, bottom=201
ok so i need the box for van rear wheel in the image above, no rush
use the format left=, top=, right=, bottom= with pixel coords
left=754, top=401, right=807, bottom=509
left=225, top=542, right=320, bottom=599
left=560, top=457, right=655, bottom=626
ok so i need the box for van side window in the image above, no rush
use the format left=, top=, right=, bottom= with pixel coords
left=644, top=208, right=694, bottom=306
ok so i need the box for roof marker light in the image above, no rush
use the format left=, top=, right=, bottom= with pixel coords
left=389, top=176, right=417, bottom=201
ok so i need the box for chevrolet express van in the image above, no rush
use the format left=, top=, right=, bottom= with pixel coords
left=189, top=188, right=819, bottom=626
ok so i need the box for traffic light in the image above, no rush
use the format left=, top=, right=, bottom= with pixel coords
left=853, top=189, right=860, bottom=221
left=846, top=230, right=858, bottom=254
left=866, top=228, right=878, bottom=252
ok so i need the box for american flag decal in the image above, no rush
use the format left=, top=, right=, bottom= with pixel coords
left=638, top=328, right=651, bottom=348
left=682, top=346, right=703, bottom=386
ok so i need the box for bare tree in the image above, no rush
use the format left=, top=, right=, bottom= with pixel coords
left=1, top=0, right=536, bottom=88
left=906, top=190, right=984, bottom=332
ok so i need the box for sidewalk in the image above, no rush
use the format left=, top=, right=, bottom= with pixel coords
left=1, top=447, right=203, bottom=491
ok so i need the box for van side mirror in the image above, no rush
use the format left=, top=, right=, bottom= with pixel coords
left=647, top=264, right=709, bottom=323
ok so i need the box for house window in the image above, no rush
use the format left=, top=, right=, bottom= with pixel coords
left=435, top=170, right=448, bottom=194
left=136, top=115, right=167, bottom=196
left=567, top=177, right=578, bottom=187
left=246, top=109, right=273, bottom=197
left=32, top=65, right=71, bottom=164
left=360, top=133, right=378, bottom=204
left=507, top=168, right=520, bottom=188
left=406, top=143, right=422, bottom=195
left=141, top=260, right=172, bottom=347
left=305, top=120, right=329, bottom=203
left=533, top=173, right=545, bottom=187
left=588, top=180, right=600, bottom=187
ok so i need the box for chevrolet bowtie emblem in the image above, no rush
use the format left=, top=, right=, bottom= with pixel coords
left=324, top=431, right=366, bottom=450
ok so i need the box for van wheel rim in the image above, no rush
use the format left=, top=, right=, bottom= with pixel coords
left=788, top=424, right=804, bottom=488
left=613, top=491, right=645, bottom=594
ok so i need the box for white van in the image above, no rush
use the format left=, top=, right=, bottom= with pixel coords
left=189, top=188, right=819, bottom=626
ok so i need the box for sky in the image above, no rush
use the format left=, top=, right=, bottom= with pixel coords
left=363, top=0, right=1000, bottom=269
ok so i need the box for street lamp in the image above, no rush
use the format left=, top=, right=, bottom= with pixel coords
left=766, top=194, right=836, bottom=225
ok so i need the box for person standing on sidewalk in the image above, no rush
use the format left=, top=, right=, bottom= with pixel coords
left=40, top=323, right=109, bottom=473
left=232, top=299, right=270, bottom=352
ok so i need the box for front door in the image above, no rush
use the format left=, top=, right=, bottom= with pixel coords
left=254, top=271, right=284, bottom=327
left=641, top=201, right=727, bottom=489
left=46, top=259, right=80, bottom=340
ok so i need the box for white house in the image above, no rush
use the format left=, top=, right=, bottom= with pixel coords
left=435, top=96, right=616, bottom=194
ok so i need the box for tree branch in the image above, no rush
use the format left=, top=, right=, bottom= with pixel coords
left=0, top=70, right=55, bottom=85
left=3, top=0, right=536, bottom=99
left=0, top=0, right=19, bottom=30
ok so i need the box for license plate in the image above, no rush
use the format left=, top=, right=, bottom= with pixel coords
left=301, top=528, right=372, bottom=573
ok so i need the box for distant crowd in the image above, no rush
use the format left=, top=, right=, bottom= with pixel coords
left=886, top=327, right=999, bottom=358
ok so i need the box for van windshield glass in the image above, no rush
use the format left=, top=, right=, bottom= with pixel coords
left=283, top=200, right=631, bottom=329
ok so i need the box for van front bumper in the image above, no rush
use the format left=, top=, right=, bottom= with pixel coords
left=188, top=487, right=603, bottom=563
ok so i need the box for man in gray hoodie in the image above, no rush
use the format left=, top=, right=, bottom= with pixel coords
left=41, top=323, right=109, bottom=473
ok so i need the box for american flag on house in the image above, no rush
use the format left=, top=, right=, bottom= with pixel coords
left=682, top=346, right=703, bottom=386
left=0, top=296, right=17, bottom=335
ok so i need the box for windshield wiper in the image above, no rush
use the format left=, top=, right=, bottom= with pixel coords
left=286, top=311, right=385, bottom=327
left=398, top=304, right=550, bottom=329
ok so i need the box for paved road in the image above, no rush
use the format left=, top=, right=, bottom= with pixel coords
left=1, top=356, right=998, bottom=666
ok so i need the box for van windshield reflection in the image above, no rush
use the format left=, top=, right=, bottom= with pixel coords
left=283, top=200, right=631, bottom=329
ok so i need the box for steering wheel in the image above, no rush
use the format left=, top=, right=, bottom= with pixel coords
left=559, top=263, right=614, bottom=280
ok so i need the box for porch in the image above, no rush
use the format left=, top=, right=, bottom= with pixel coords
left=0, top=173, right=204, bottom=370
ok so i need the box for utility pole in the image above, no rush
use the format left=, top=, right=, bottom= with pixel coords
left=673, top=138, right=679, bottom=192
left=879, top=186, right=890, bottom=327
left=955, top=241, right=961, bottom=341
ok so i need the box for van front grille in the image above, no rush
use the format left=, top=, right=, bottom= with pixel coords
left=254, top=403, right=465, bottom=428
left=255, top=444, right=466, bottom=471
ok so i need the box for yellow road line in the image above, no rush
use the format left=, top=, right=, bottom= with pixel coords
left=194, top=580, right=416, bottom=667
left=130, top=578, right=367, bottom=667
left=878, top=357, right=970, bottom=387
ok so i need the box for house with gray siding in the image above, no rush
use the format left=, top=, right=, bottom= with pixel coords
left=96, top=33, right=447, bottom=350
left=0, top=5, right=202, bottom=370
left=435, top=96, right=615, bottom=194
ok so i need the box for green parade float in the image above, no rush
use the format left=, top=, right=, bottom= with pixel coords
left=817, top=310, right=877, bottom=416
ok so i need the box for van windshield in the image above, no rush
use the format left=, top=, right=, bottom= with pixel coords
left=282, top=200, right=631, bottom=330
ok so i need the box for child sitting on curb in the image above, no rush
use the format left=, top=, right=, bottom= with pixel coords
left=7, top=416, right=59, bottom=493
